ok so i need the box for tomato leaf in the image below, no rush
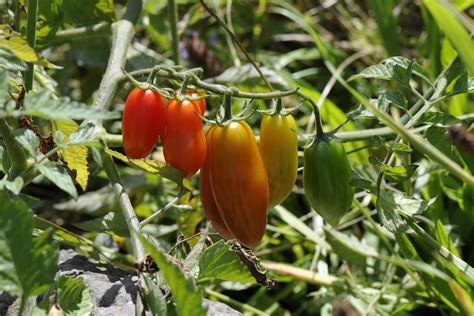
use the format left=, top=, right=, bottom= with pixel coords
left=56, top=276, right=94, bottom=316
left=381, top=164, right=418, bottom=182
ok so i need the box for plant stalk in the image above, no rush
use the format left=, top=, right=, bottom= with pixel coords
left=24, top=0, right=38, bottom=92
left=168, top=0, right=180, bottom=65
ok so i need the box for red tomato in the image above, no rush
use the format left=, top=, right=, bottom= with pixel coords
left=122, top=88, right=165, bottom=159
left=166, top=99, right=203, bottom=132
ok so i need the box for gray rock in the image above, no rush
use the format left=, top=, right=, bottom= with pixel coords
left=0, top=249, right=242, bottom=316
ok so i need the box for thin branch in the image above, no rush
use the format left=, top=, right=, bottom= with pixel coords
left=168, top=0, right=180, bottom=65
left=53, top=22, right=111, bottom=42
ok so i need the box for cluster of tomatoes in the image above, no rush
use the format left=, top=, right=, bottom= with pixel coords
left=122, top=87, right=354, bottom=249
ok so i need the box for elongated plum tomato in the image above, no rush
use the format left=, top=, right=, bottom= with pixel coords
left=199, top=126, right=235, bottom=240
left=303, top=140, right=354, bottom=226
left=207, top=121, right=269, bottom=248
left=259, top=114, right=298, bottom=207
left=122, top=88, right=165, bottom=159
left=162, top=97, right=206, bottom=177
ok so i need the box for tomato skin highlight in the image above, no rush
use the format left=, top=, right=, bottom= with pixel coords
left=199, top=126, right=235, bottom=240
left=303, top=140, right=354, bottom=226
left=259, top=114, right=298, bottom=207
left=207, top=121, right=269, bottom=248
left=122, top=88, right=165, bottom=159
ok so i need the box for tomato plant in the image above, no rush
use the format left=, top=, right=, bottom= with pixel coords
left=122, top=88, right=165, bottom=159
left=201, top=121, right=269, bottom=248
left=259, top=114, right=298, bottom=208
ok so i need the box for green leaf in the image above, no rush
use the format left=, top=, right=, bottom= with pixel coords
left=139, top=233, right=207, bottom=316
left=376, top=190, right=407, bottom=233
left=23, top=90, right=119, bottom=120
left=394, top=143, right=413, bottom=155
left=141, top=274, right=167, bottom=316
left=349, top=57, right=429, bottom=85
left=394, top=195, right=436, bottom=216
left=74, top=212, right=129, bottom=237
left=381, top=164, right=418, bottom=182
left=0, top=47, right=27, bottom=71
left=0, top=195, right=58, bottom=296
left=4, top=176, right=24, bottom=195
left=0, top=35, right=61, bottom=69
left=423, top=0, right=474, bottom=73
left=56, top=276, right=94, bottom=316
left=198, top=240, right=256, bottom=284
left=37, top=161, right=78, bottom=199
left=13, top=128, right=39, bottom=157
left=212, top=64, right=289, bottom=90
left=62, top=0, right=116, bottom=25
left=383, top=90, right=408, bottom=112
left=434, top=219, right=461, bottom=258
left=324, top=228, right=378, bottom=266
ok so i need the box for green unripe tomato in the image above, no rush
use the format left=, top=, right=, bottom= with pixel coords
left=303, top=140, right=354, bottom=226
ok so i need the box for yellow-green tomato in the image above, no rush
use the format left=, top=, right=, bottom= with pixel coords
left=259, top=114, right=298, bottom=208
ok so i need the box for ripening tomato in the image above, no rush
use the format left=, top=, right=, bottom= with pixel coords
left=199, top=126, right=235, bottom=240
left=122, top=88, right=165, bottom=159
left=259, top=114, right=298, bottom=208
left=204, top=121, right=269, bottom=248
left=162, top=128, right=207, bottom=178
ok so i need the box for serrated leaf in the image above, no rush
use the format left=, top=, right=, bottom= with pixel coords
left=23, top=90, right=119, bottom=120
left=0, top=35, right=61, bottom=69
left=13, top=128, right=39, bottom=157
left=324, top=228, right=378, bottom=266
left=139, top=233, right=207, bottom=316
left=376, top=190, right=407, bottom=233
left=56, top=276, right=94, bottom=316
left=349, top=56, right=429, bottom=85
left=0, top=195, right=58, bottom=297
left=394, top=195, right=436, bottom=216
left=53, top=120, right=90, bottom=191
left=74, top=212, right=129, bottom=237
left=394, top=143, right=413, bottom=155
left=106, top=148, right=183, bottom=184
left=381, top=164, right=418, bottom=182
left=37, top=161, right=78, bottom=199
left=197, top=240, right=256, bottom=284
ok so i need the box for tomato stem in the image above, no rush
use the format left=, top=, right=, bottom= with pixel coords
left=179, top=75, right=192, bottom=96
left=275, top=98, right=283, bottom=114
left=223, top=93, right=233, bottom=122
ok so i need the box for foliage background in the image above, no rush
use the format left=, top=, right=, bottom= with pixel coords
left=0, top=0, right=473, bottom=315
